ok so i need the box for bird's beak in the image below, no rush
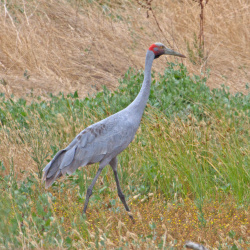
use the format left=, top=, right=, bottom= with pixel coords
left=164, top=47, right=186, bottom=58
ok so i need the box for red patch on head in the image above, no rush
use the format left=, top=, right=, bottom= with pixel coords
left=148, top=44, right=157, bottom=54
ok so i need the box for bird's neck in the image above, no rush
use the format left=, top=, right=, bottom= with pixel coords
left=128, top=50, right=154, bottom=116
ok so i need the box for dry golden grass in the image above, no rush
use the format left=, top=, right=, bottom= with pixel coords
left=0, top=0, right=249, bottom=99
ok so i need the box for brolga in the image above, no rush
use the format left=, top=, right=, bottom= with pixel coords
left=43, top=42, right=185, bottom=222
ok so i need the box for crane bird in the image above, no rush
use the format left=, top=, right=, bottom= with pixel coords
left=43, top=42, right=185, bottom=222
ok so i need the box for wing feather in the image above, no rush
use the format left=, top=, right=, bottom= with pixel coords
left=60, top=146, right=77, bottom=168
left=43, top=115, right=136, bottom=188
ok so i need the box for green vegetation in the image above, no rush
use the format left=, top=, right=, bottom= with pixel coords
left=0, top=63, right=249, bottom=248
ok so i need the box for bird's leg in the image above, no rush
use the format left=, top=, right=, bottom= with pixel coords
left=82, top=165, right=104, bottom=215
left=110, top=157, right=135, bottom=223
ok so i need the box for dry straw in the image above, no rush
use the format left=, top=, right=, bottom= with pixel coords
left=0, top=0, right=249, bottom=99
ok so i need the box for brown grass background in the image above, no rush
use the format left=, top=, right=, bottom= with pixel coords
left=0, top=0, right=249, bottom=99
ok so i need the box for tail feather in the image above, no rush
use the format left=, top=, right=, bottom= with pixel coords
left=42, top=161, right=51, bottom=181
left=44, top=171, right=63, bottom=188
left=43, top=150, right=66, bottom=188
left=59, top=146, right=77, bottom=170
left=43, top=145, right=81, bottom=188
left=61, top=157, right=87, bottom=176
left=46, top=150, right=66, bottom=179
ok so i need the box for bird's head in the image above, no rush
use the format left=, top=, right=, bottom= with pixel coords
left=149, top=42, right=186, bottom=59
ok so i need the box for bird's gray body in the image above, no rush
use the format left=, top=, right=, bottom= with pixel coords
left=43, top=50, right=154, bottom=188
left=43, top=110, right=140, bottom=187
left=42, top=43, right=185, bottom=221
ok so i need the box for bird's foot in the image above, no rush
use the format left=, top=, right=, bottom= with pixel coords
left=127, top=211, right=135, bottom=224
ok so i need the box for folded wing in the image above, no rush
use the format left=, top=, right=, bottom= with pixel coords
left=43, top=117, right=134, bottom=188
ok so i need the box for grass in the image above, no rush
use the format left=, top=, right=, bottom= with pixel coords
left=0, top=64, right=249, bottom=248
left=0, top=1, right=249, bottom=248
left=0, top=0, right=249, bottom=99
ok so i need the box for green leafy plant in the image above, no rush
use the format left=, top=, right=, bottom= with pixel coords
left=0, top=63, right=249, bottom=248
